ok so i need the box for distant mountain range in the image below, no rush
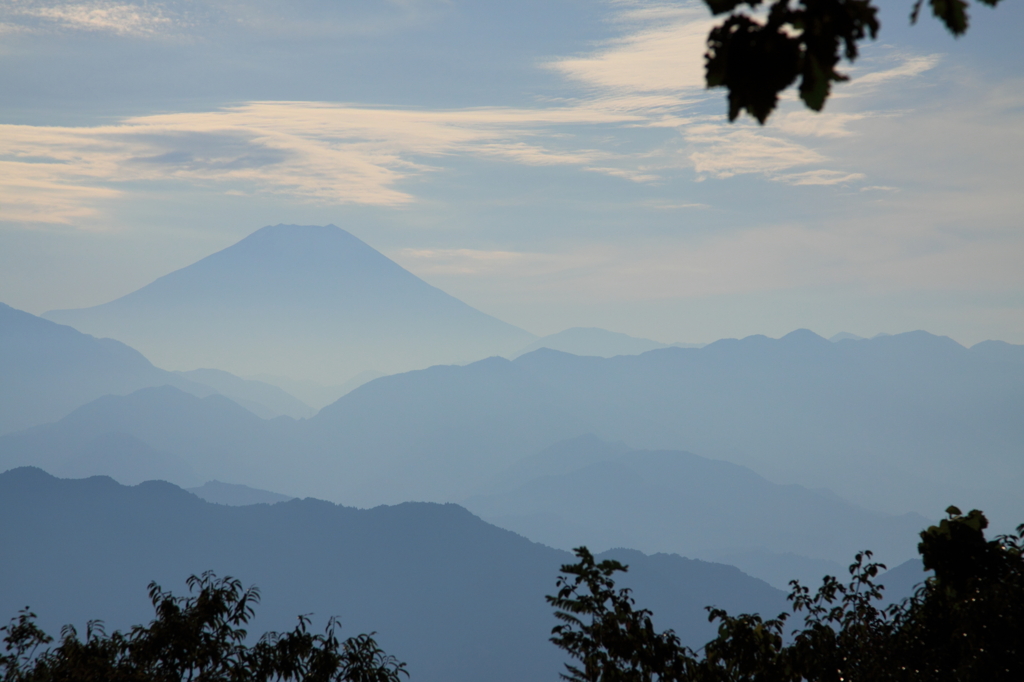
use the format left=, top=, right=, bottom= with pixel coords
left=4, top=328, right=1021, bottom=522
left=0, top=303, right=311, bottom=434
left=187, top=479, right=295, bottom=506
left=173, top=368, right=313, bottom=419
left=0, top=385, right=288, bottom=489
left=44, top=224, right=536, bottom=383
left=250, top=370, right=385, bottom=411
left=4, top=304, right=1022, bottom=579
left=510, top=327, right=700, bottom=358
left=0, top=302, right=209, bottom=434
left=0, top=468, right=787, bottom=682
left=305, top=329, right=1019, bottom=521
left=461, top=435, right=930, bottom=588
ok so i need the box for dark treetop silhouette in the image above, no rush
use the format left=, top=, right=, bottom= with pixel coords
left=702, top=0, right=1003, bottom=122
left=0, top=468, right=787, bottom=682
left=0, top=572, right=406, bottom=682
left=549, top=506, right=1024, bottom=681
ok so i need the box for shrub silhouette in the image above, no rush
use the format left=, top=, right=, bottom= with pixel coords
left=0, top=572, right=406, bottom=682
left=702, top=0, right=1004, bottom=122
left=549, top=506, right=1024, bottom=681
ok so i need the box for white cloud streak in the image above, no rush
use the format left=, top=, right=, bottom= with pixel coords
left=3, top=1, right=172, bottom=36
left=686, top=124, right=826, bottom=179
left=547, top=2, right=714, bottom=93
left=846, top=54, right=942, bottom=90
left=0, top=100, right=655, bottom=223
left=0, top=0, right=944, bottom=224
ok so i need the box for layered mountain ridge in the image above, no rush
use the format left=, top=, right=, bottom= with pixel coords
left=461, top=434, right=931, bottom=588
left=0, top=467, right=787, bottom=682
left=44, top=224, right=535, bottom=382
left=5, top=327, right=1020, bottom=521
left=0, top=303, right=311, bottom=434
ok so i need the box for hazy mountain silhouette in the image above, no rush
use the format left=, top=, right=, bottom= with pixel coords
left=0, top=468, right=786, bottom=682
left=829, top=332, right=866, bottom=341
left=877, top=558, right=931, bottom=606
left=0, top=386, right=298, bottom=492
left=968, top=339, right=1024, bottom=366
left=299, top=330, right=1024, bottom=522
left=712, top=549, right=845, bottom=592
left=461, top=435, right=930, bottom=585
left=4, top=329, right=1020, bottom=551
left=187, top=480, right=294, bottom=506
left=0, top=366, right=579, bottom=498
left=44, top=224, right=535, bottom=382
left=55, top=432, right=199, bottom=487
left=175, top=368, right=313, bottom=419
left=0, top=303, right=312, bottom=433
left=0, top=391, right=929, bottom=580
left=0, top=302, right=212, bottom=434
left=251, top=370, right=385, bottom=411
left=512, top=327, right=670, bottom=358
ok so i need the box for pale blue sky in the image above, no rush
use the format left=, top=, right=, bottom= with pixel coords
left=1, top=0, right=1021, bottom=345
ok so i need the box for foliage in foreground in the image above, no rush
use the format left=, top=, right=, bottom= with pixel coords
left=702, top=0, right=1004, bottom=123
left=549, top=506, right=1024, bottom=681
left=0, top=572, right=407, bottom=682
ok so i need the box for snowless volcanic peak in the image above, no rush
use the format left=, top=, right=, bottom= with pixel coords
left=45, top=224, right=535, bottom=382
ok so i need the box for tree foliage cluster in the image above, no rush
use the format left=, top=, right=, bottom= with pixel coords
left=4, top=507, right=1022, bottom=681
left=702, top=0, right=1004, bottom=122
left=0, top=572, right=406, bottom=682
left=548, top=506, right=1024, bottom=681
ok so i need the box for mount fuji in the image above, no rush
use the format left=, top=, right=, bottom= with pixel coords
left=45, top=224, right=535, bottom=382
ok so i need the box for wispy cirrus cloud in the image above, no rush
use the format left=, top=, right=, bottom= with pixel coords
left=844, top=54, right=942, bottom=90
left=543, top=1, right=933, bottom=185
left=686, top=124, right=827, bottom=180
left=0, top=162, right=121, bottom=223
left=0, top=0, right=945, bottom=225
left=775, top=169, right=867, bottom=186
left=547, top=2, right=714, bottom=94
left=2, top=0, right=174, bottom=36
left=0, top=100, right=650, bottom=223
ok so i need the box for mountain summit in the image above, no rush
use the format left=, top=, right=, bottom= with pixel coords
left=45, top=225, right=535, bottom=381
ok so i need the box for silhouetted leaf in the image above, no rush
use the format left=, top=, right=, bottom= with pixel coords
left=703, top=0, right=1001, bottom=122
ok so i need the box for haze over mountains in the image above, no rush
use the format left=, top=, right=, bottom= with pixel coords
left=6, top=324, right=1021, bottom=588
left=44, top=224, right=535, bottom=383
left=512, top=327, right=699, bottom=358
left=3, top=220, right=1019, bottom=670
left=4, top=327, right=1021, bottom=519
left=6, top=258, right=1023, bottom=585
left=1, top=468, right=788, bottom=682
left=173, top=368, right=313, bottom=419
left=0, top=302, right=312, bottom=434
left=5, top=0, right=1020, bottom=658
left=461, top=435, right=930, bottom=588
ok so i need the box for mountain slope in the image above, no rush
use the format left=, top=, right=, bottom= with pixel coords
left=0, top=386, right=933, bottom=582
left=4, top=329, right=1021, bottom=522
left=0, top=303, right=312, bottom=433
left=511, top=327, right=669, bottom=358
left=0, top=468, right=786, bottom=682
left=969, top=339, right=1024, bottom=366
left=44, top=224, right=535, bottom=381
left=298, top=330, right=1024, bottom=520
left=174, top=368, right=313, bottom=419
left=54, top=432, right=200, bottom=488
left=0, top=386, right=298, bottom=491
left=0, top=302, right=214, bottom=434
left=187, top=480, right=294, bottom=506
left=461, top=435, right=930, bottom=584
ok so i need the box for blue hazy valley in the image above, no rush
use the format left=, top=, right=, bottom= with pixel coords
left=1, top=224, right=1019, bottom=681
